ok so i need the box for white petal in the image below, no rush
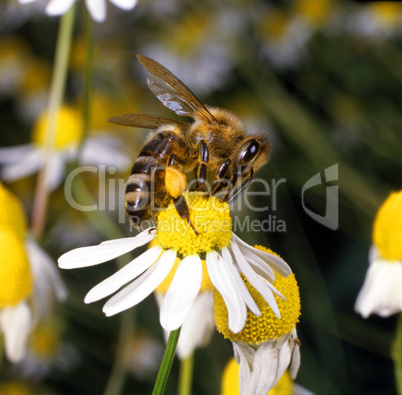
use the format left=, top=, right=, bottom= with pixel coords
left=58, top=228, right=155, bottom=269
left=19, top=0, right=39, bottom=3
left=46, top=0, right=76, bottom=15
left=80, top=137, right=131, bottom=170
left=175, top=292, right=214, bottom=359
left=84, top=245, right=163, bottom=303
left=103, top=249, right=177, bottom=316
left=240, top=247, right=275, bottom=282
left=232, top=233, right=291, bottom=277
left=86, top=0, right=106, bottom=22
left=109, top=0, right=137, bottom=10
left=0, top=145, right=33, bottom=163
left=160, top=255, right=203, bottom=331
left=231, top=239, right=281, bottom=319
left=206, top=250, right=247, bottom=333
left=233, top=342, right=253, bottom=395
left=27, top=236, right=68, bottom=312
left=0, top=302, right=32, bottom=363
left=275, top=333, right=294, bottom=384
left=355, top=259, right=402, bottom=318
left=0, top=148, right=43, bottom=181
left=251, top=340, right=283, bottom=394
left=221, top=246, right=260, bottom=317
left=45, top=152, right=66, bottom=191
left=289, top=329, right=301, bottom=379
left=369, top=245, right=379, bottom=264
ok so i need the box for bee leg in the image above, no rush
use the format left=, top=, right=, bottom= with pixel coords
left=173, top=195, right=199, bottom=236
left=166, top=154, right=187, bottom=199
left=194, top=140, right=209, bottom=192
left=209, top=159, right=231, bottom=197
left=225, top=168, right=254, bottom=205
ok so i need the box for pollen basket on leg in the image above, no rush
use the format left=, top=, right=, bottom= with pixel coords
left=155, top=192, right=232, bottom=256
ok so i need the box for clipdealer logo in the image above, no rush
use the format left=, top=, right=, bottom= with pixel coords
left=63, top=164, right=339, bottom=232
left=301, top=164, right=339, bottom=230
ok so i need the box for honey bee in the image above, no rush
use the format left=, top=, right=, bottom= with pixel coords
left=109, top=54, right=271, bottom=230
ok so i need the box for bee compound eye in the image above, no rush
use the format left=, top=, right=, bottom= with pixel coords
left=239, top=139, right=260, bottom=165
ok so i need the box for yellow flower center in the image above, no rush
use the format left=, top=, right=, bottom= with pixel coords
left=0, top=382, right=33, bottom=395
left=0, top=183, right=27, bottom=240
left=221, top=357, right=294, bottom=395
left=155, top=192, right=232, bottom=257
left=373, top=190, right=402, bottom=261
left=295, top=0, right=333, bottom=26
left=0, top=228, right=33, bottom=309
left=167, top=12, right=208, bottom=58
left=259, top=10, right=289, bottom=40
left=32, top=106, right=83, bottom=149
left=156, top=257, right=214, bottom=293
left=18, top=57, right=50, bottom=95
left=369, top=2, right=402, bottom=27
left=29, top=321, right=61, bottom=359
left=214, top=246, right=300, bottom=343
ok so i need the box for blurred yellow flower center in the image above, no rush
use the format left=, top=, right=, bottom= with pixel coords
left=373, top=190, right=402, bottom=261
left=30, top=322, right=61, bottom=359
left=32, top=106, right=83, bottom=149
left=259, top=10, right=289, bottom=40
left=0, top=228, right=33, bottom=309
left=19, top=58, right=50, bottom=95
left=156, top=192, right=232, bottom=257
left=295, top=0, right=333, bottom=25
left=0, top=381, right=33, bottom=395
left=214, top=246, right=300, bottom=343
left=0, top=183, right=27, bottom=240
left=369, top=2, right=402, bottom=27
left=221, top=357, right=294, bottom=395
left=167, top=12, right=208, bottom=57
left=156, top=257, right=214, bottom=293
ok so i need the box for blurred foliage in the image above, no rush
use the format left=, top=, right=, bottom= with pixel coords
left=1, top=0, right=402, bottom=394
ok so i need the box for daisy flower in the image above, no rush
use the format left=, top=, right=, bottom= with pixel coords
left=18, top=0, right=138, bottom=23
left=12, top=317, right=76, bottom=380
left=0, top=226, right=33, bottom=363
left=215, top=246, right=301, bottom=395
left=154, top=257, right=215, bottom=359
left=345, top=1, right=402, bottom=40
left=355, top=190, right=402, bottom=318
left=222, top=358, right=309, bottom=395
left=58, top=192, right=292, bottom=334
left=0, top=105, right=130, bottom=191
left=256, top=7, right=311, bottom=69
left=0, top=183, right=67, bottom=363
left=140, top=7, right=239, bottom=95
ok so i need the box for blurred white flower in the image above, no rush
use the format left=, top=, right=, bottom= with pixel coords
left=18, top=0, right=138, bottom=23
left=0, top=105, right=130, bottom=191
left=355, top=190, right=402, bottom=318
left=345, top=1, right=402, bottom=40
left=0, top=184, right=67, bottom=363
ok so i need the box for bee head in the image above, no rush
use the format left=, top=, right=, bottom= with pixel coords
left=234, top=133, right=271, bottom=176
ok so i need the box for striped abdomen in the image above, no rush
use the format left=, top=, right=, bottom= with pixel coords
left=125, top=128, right=189, bottom=227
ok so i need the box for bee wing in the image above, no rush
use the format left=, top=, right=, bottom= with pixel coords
left=108, top=113, right=190, bottom=129
left=137, top=54, right=217, bottom=125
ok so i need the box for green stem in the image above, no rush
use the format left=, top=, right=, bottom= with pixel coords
left=70, top=175, right=133, bottom=395
left=178, top=353, right=194, bottom=395
left=152, top=328, right=181, bottom=395
left=395, top=313, right=402, bottom=394
left=103, top=310, right=133, bottom=395
left=31, top=6, right=75, bottom=238
left=76, top=6, right=93, bottom=163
